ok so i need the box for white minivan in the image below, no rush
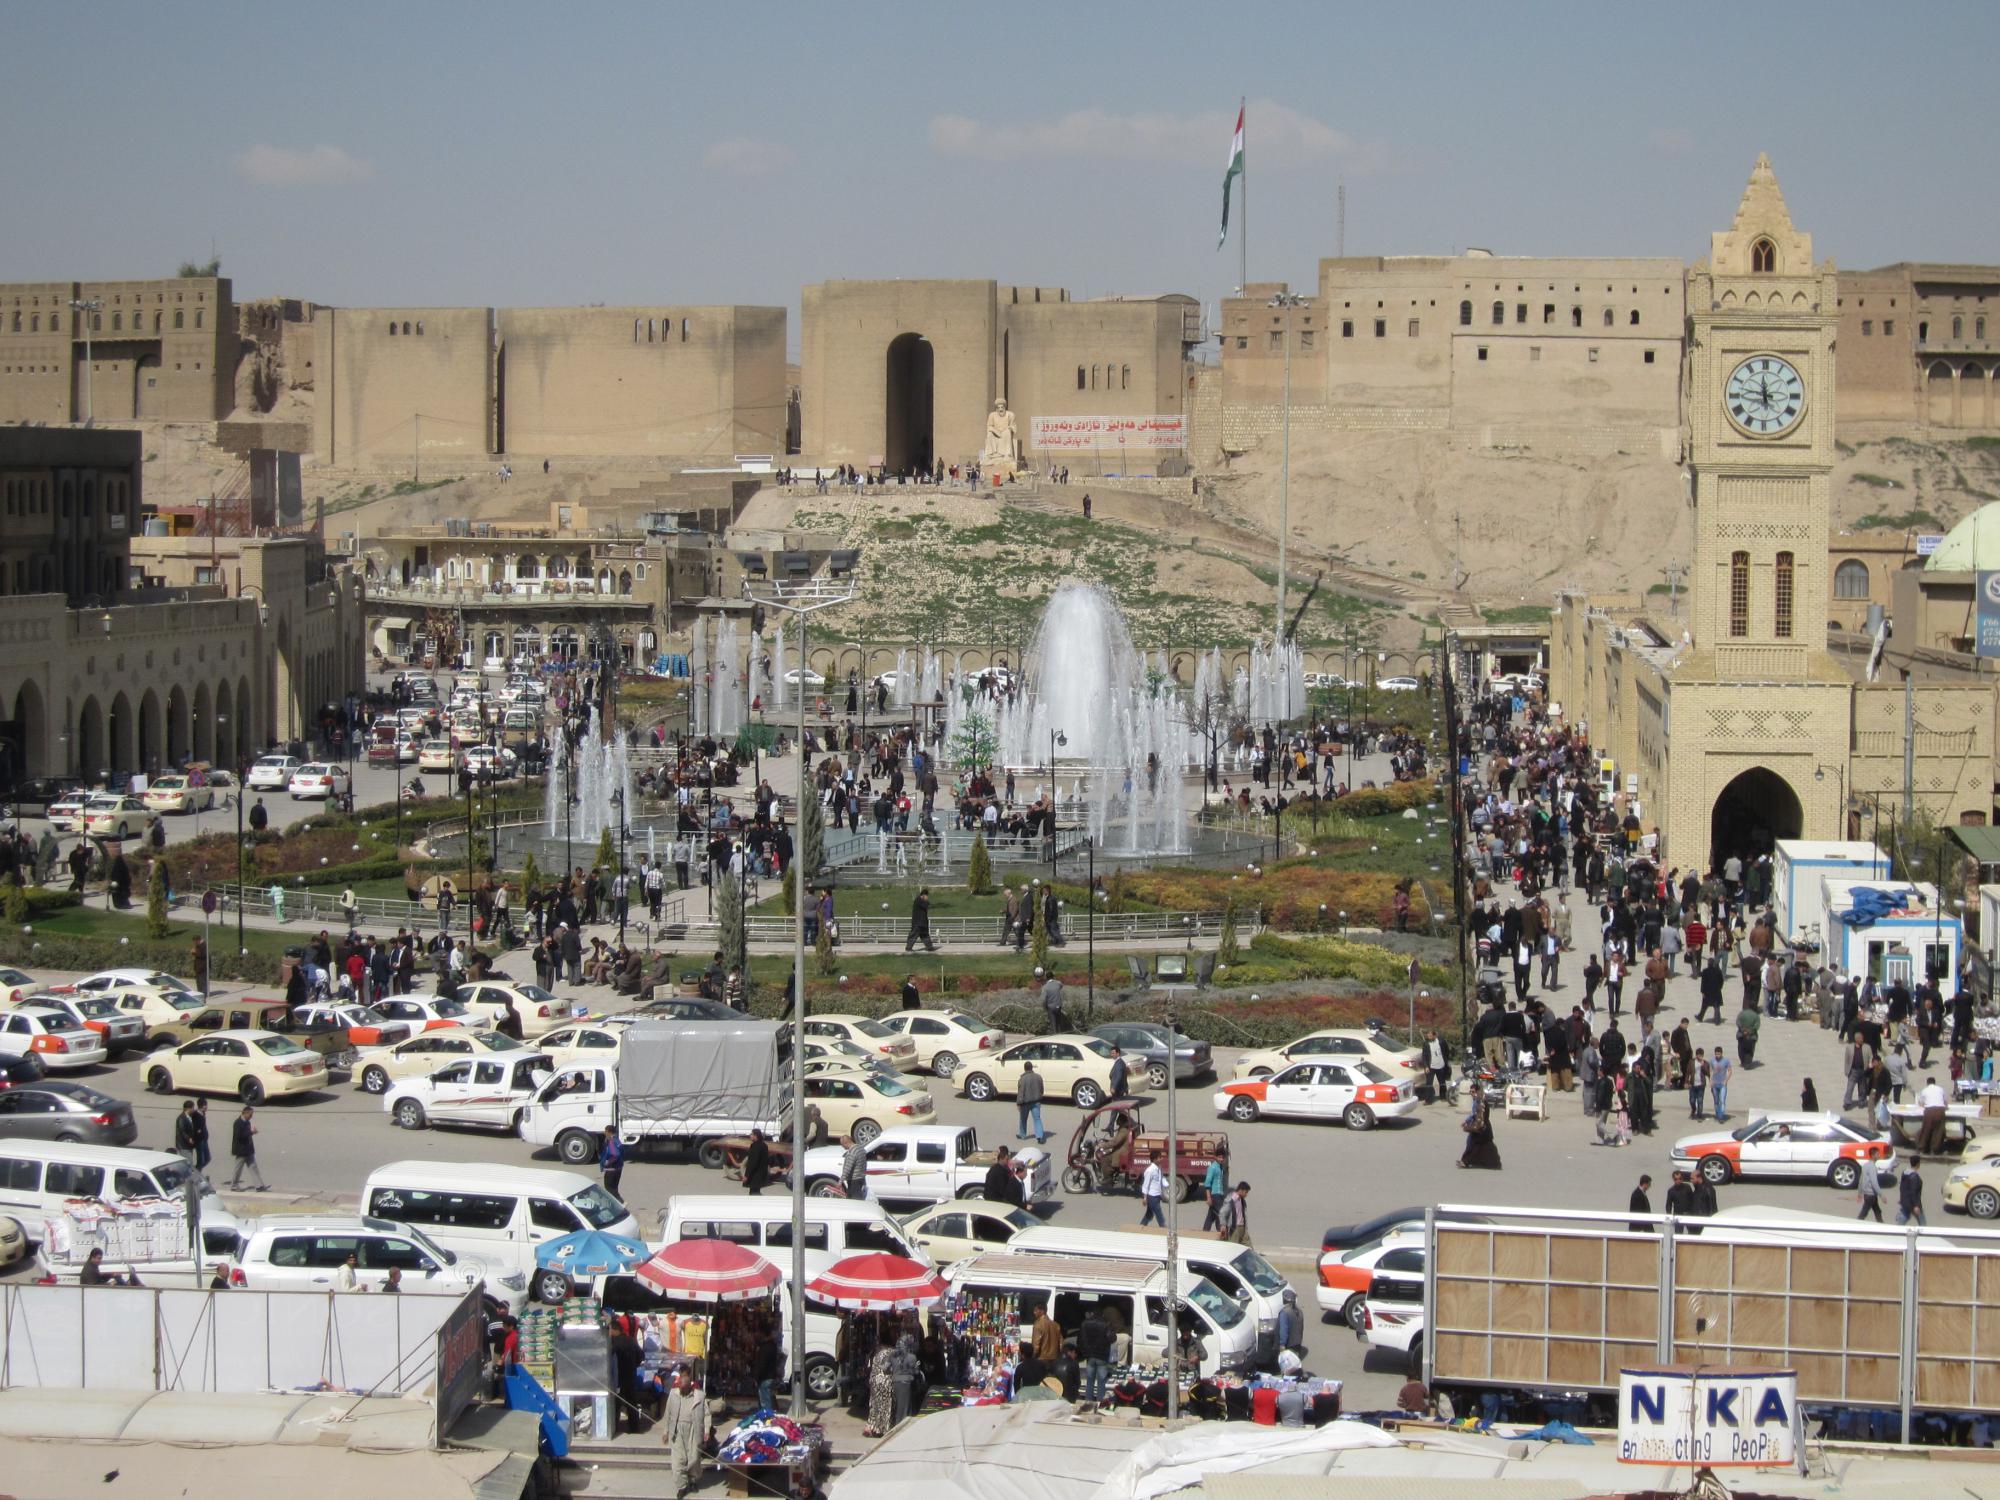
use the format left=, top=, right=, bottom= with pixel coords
left=945, top=1250, right=1256, bottom=1377
left=361, top=1160, right=638, bottom=1302
left=656, top=1195, right=928, bottom=1292
left=1006, top=1224, right=1293, bottom=1364
left=0, top=1140, right=240, bottom=1249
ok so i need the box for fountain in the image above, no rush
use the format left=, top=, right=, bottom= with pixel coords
left=543, top=705, right=635, bottom=847
left=709, top=616, right=744, bottom=739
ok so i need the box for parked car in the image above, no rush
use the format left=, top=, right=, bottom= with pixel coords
left=231, top=1214, right=513, bottom=1305
left=245, top=755, right=301, bottom=791
left=383, top=1052, right=553, bottom=1132
left=370, top=995, right=472, bottom=1032
left=287, top=763, right=350, bottom=801
left=0, top=1215, right=23, bottom=1266
left=0, top=1079, right=138, bottom=1145
left=355, top=1029, right=527, bottom=1095
left=801, top=1069, right=936, bottom=1144
left=0, top=1008, right=107, bottom=1071
left=1943, top=1157, right=2000, bottom=1219
left=10, top=992, right=147, bottom=1058
left=799, top=1123, right=1046, bottom=1203
left=1213, top=1059, right=1418, bottom=1130
left=0, top=968, right=37, bottom=1006
left=957, top=1035, right=1121, bottom=1110
left=82, top=794, right=157, bottom=840
left=1669, top=1112, right=1894, bottom=1190
left=45, top=792, right=91, bottom=833
left=143, top=772, right=236, bottom=814
left=1317, top=1230, right=1425, bottom=1329
left=1360, top=1249, right=1428, bottom=1374
left=455, top=980, right=579, bottom=1038
left=290, top=1002, right=414, bottom=1050
left=64, top=970, right=206, bottom=1038
left=7, top=777, right=84, bottom=816
left=0, top=1053, right=48, bottom=1089
left=798, top=1014, right=919, bottom=1071
left=898, top=1200, right=1042, bottom=1265
left=417, top=739, right=455, bottom=772
left=144, top=1030, right=329, bottom=1103
left=535, top=1023, right=625, bottom=1066
left=1377, top=676, right=1421, bottom=693
left=1231, top=1028, right=1422, bottom=1082
left=876, top=1009, right=1007, bottom=1079
left=625, top=997, right=740, bottom=1023
left=1090, top=1020, right=1211, bottom=1087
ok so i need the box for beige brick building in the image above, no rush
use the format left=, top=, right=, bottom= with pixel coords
left=1834, top=264, right=2000, bottom=430
left=1547, top=158, right=1997, bottom=875
left=0, top=277, right=236, bottom=425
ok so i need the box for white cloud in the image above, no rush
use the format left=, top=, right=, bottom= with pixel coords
left=928, top=99, right=1379, bottom=170
left=234, top=144, right=373, bottom=188
left=702, top=138, right=795, bottom=176
left=1647, top=127, right=1694, bottom=153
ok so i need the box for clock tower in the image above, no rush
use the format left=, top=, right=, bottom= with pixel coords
left=1668, top=155, right=1854, bottom=874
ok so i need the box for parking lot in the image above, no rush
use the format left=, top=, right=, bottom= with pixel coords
left=0, top=954, right=1911, bottom=1412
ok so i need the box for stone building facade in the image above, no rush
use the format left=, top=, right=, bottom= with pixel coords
left=798, top=280, right=1201, bottom=474
left=1833, top=264, right=2000, bottom=430
left=310, top=304, right=789, bottom=469
left=0, top=428, right=143, bottom=604
left=0, top=277, right=236, bottom=425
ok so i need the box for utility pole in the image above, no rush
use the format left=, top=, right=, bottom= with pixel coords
left=69, top=298, right=102, bottom=426
left=1663, top=563, right=1688, bottom=617
left=1903, top=674, right=1915, bottom=823
left=1269, top=291, right=1309, bottom=661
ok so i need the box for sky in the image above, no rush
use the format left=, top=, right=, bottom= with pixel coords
left=6, top=0, right=1998, bottom=339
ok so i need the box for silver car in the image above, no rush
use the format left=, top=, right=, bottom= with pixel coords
left=1090, top=1021, right=1213, bottom=1088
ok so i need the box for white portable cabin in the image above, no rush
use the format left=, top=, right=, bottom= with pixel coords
left=1771, top=840, right=1889, bottom=944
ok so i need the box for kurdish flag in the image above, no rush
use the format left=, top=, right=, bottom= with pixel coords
left=1218, top=104, right=1244, bottom=250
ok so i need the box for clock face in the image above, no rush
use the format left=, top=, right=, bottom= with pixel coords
left=1725, top=355, right=1806, bottom=437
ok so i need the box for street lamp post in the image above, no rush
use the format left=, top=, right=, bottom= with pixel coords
left=743, top=570, right=858, bottom=1421
left=1268, top=291, right=1308, bottom=645
left=1047, top=728, right=1066, bottom=877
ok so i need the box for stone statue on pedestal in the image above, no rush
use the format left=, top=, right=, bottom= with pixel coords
left=980, top=398, right=1020, bottom=473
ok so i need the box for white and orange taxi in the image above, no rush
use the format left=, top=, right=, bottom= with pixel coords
left=1213, top=1059, right=1416, bottom=1131
left=1670, top=1111, right=1893, bottom=1191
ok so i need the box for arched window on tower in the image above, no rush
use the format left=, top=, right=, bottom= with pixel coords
left=1729, top=552, right=1750, bottom=638
left=1774, top=551, right=1794, bottom=639
left=1076, top=366, right=1085, bottom=390
left=1091, top=364, right=1099, bottom=389
left=1121, top=364, right=1130, bottom=390
left=1953, top=316, right=1964, bottom=340
left=1979, top=317, right=1988, bottom=341
left=1602, top=308, right=1614, bottom=327
left=1751, top=238, right=1776, bottom=273
left=1459, top=300, right=1472, bottom=326
left=1491, top=302, right=1504, bottom=326
left=1630, top=310, right=1640, bottom=325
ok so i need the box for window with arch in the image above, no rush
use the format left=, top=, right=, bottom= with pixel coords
left=8, top=312, right=17, bottom=332
left=388, top=321, right=397, bottom=335
left=1571, top=306, right=1582, bottom=328
left=194, top=310, right=203, bottom=328
left=415, top=321, right=422, bottom=334
left=634, top=318, right=643, bottom=342
left=1833, top=559, right=1870, bottom=600
left=92, top=313, right=102, bottom=331
left=1076, top=366, right=1085, bottom=390
left=1121, top=364, right=1129, bottom=390
left=1629, top=310, right=1640, bottom=325
left=174, top=310, right=183, bottom=329
left=1091, top=364, right=1099, bottom=389
left=1979, top=317, right=1988, bottom=341
left=28, top=315, right=36, bottom=332
left=1751, top=238, right=1776, bottom=273
left=153, top=312, right=161, bottom=332
left=111, top=312, right=122, bottom=331
left=401, top=321, right=411, bottom=336
left=1491, top=301, right=1504, bottom=326
left=1729, top=552, right=1750, bottom=638
left=1459, top=300, right=1473, bottom=326
left=1953, top=316, right=1964, bottom=340
left=1774, top=551, right=1794, bottom=638
left=1602, top=308, right=1614, bottom=327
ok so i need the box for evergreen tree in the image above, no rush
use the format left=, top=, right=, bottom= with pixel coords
left=1, top=875, right=26, bottom=927
left=146, top=860, right=171, bottom=940
left=593, top=826, right=614, bottom=871
left=716, top=865, right=747, bottom=985
left=800, top=786, right=826, bottom=877
left=967, top=832, right=993, bottom=895
left=1217, top=899, right=1240, bottom=966
left=1031, top=885, right=1050, bottom=970
left=521, top=851, right=543, bottom=900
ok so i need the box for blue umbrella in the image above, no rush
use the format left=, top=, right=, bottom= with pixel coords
left=534, top=1228, right=651, bottom=1277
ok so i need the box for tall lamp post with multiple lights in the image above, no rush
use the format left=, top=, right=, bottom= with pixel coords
left=1268, top=290, right=1309, bottom=646
left=742, top=557, right=859, bottom=1419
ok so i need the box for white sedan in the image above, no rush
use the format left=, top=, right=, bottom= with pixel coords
left=82, top=795, right=156, bottom=840
left=799, top=1015, right=918, bottom=1071
left=455, top=980, right=580, bottom=1038
left=417, top=739, right=455, bottom=772
left=1231, top=1028, right=1422, bottom=1082
left=898, top=1200, right=1042, bottom=1266
left=0, top=968, right=37, bottom=1006
left=0, top=1007, right=107, bottom=1071
left=1378, top=676, right=1421, bottom=692
left=287, top=763, right=350, bottom=801
left=354, top=1029, right=526, bottom=1094
left=802, top=1069, right=936, bottom=1144
left=535, top=1023, right=625, bottom=1066
left=876, top=1009, right=1006, bottom=1079
left=370, top=995, right=473, bottom=1032
left=1213, top=1060, right=1418, bottom=1130
left=384, top=1052, right=552, bottom=1132
left=245, top=755, right=301, bottom=791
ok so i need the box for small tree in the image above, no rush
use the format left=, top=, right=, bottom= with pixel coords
left=521, top=851, right=543, bottom=899
left=146, top=859, right=171, bottom=940
left=948, top=711, right=999, bottom=777
left=0, top=875, right=25, bottom=927
left=1217, top=898, right=1240, bottom=966
left=716, top=867, right=746, bottom=980
left=800, top=786, right=826, bottom=877
left=1030, top=886, right=1050, bottom=970
left=593, top=827, right=614, bottom=871
left=967, top=832, right=993, bottom=895
left=780, top=864, right=797, bottom=917
left=813, top=918, right=836, bottom=976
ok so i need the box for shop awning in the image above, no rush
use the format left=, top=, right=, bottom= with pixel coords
left=1950, top=825, right=2000, bottom=868
left=377, top=616, right=414, bottom=632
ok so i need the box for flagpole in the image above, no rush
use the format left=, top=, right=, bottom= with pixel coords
left=1238, top=96, right=1248, bottom=294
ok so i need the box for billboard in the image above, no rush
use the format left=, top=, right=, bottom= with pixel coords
left=1618, top=1367, right=1800, bottom=1468
left=1029, top=415, right=1186, bottom=451
left=1978, top=571, right=2000, bottom=658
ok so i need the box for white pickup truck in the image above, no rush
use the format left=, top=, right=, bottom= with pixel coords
left=798, top=1124, right=1053, bottom=1206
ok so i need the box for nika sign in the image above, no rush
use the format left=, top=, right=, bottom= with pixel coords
left=1617, top=1366, right=1800, bottom=1467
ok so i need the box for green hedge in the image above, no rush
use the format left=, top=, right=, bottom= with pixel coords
left=0, top=930, right=284, bottom=984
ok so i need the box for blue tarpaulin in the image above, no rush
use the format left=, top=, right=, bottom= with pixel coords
left=1842, top=887, right=1919, bottom=930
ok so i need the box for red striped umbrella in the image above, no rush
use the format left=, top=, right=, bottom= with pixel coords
left=636, top=1238, right=781, bottom=1302
left=804, top=1252, right=949, bottom=1311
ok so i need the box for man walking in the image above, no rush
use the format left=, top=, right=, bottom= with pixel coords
left=905, top=887, right=937, bottom=953
left=174, top=1101, right=200, bottom=1169
left=1108, top=1047, right=1129, bottom=1100
left=1897, top=1156, right=1925, bottom=1225
left=1040, top=970, right=1071, bottom=1032
left=1628, top=1174, right=1653, bottom=1234
left=1139, top=1149, right=1167, bottom=1227
left=230, top=1105, right=267, bottom=1191
left=1219, top=1181, right=1252, bottom=1245
left=1424, top=1031, right=1451, bottom=1104
left=1017, top=1061, right=1047, bottom=1144
left=1857, top=1151, right=1884, bottom=1221
left=1709, top=1047, right=1733, bottom=1123
left=599, top=1127, right=625, bottom=1201
left=1201, top=1155, right=1227, bottom=1231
